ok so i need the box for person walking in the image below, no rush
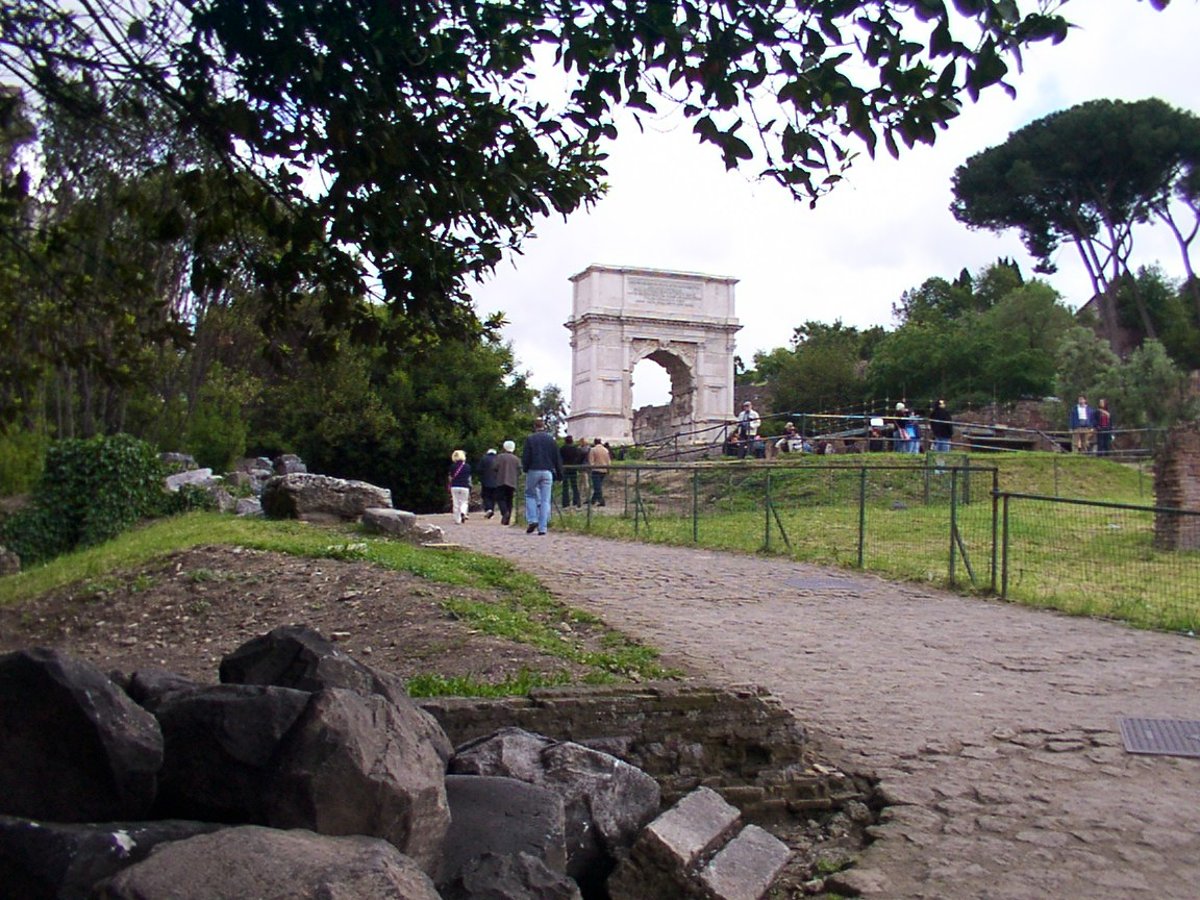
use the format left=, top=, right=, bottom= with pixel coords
left=521, top=420, right=562, bottom=534
left=587, top=437, right=611, bottom=506
left=559, top=435, right=587, bottom=508
left=476, top=448, right=499, bottom=518
left=493, top=440, right=520, bottom=525
left=447, top=449, right=471, bottom=524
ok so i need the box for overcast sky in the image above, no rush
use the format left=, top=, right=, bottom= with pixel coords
left=468, top=1, right=1200, bottom=408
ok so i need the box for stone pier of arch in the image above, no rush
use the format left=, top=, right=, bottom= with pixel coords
left=564, top=265, right=740, bottom=446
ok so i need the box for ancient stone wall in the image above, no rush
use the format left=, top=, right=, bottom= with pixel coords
left=1153, top=422, right=1200, bottom=549
left=420, top=682, right=872, bottom=825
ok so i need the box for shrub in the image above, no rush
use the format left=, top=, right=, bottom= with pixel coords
left=0, top=433, right=167, bottom=565
left=0, top=425, right=50, bottom=496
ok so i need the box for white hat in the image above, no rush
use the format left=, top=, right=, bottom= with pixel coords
left=486, top=448, right=496, bottom=454
left=502, top=440, right=515, bottom=452
left=896, top=402, right=906, bottom=411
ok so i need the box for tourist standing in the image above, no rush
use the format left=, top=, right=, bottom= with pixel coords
left=447, top=449, right=471, bottom=524
left=1095, top=398, right=1113, bottom=456
left=493, top=440, right=520, bottom=525
left=929, top=400, right=953, bottom=453
left=559, top=435, right=587, bottom=508
left=521, top=420, right=562, bottom=534
left=1069, top=396, right=1095, bottom=453
left=587, top=437, right=611, bottom=506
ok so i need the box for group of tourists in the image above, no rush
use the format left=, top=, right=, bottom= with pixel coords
left=1068, top=395, right=1114, bottom=454
left=446, top=421, right=612, bottom=535
left=732, top=398, right=958, bottom=456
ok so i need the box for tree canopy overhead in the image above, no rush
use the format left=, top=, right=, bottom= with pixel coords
left=3, top=0, right=1154, bottom=351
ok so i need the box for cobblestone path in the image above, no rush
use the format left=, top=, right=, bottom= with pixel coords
left=439, top=516, right=1200, bottom=899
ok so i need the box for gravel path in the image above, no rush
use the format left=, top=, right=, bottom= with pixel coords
left=437, top=514, right=1200, bottom=899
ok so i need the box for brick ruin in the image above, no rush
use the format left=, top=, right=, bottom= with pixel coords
left=1153, top=422, right=1200, bottom=550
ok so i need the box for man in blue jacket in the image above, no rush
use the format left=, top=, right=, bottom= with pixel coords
left=1069, top=395, right=1095, bottom=453
left=521, top=420, right=563, bottom=534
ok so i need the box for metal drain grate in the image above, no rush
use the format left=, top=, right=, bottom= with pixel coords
left=1119, top=718, right=1200, bottom=758
left=785, top=575, right=855, bottom=591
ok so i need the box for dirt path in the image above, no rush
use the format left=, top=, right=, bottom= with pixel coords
left=438, top=515, right=1200, bottom=899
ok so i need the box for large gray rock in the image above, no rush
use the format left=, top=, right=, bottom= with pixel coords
left=362, top=507, right=446, bottom=544
left=91, top=825, right=440, bottom=899
left=0, top=814, right=222, bottom=900
left=151, top=683, right=310, bottom=823
left=219, top=625, right=452, bottom=762
left=267, top=688, right=451, bottom=877
left=0, top=648, right=162, bottom=822
left=261, top=473, right=392, bottom=522
left=273, top=453, right=307, bottom=475
left=449, top=727, right=661, bottom=888
left=441, top=774, right=568, bottom=888
left=164, top=468, right=218, bottom=493
left=123, top=668, right=203, bottom=712
left=441, top=853, right=583, bottom=900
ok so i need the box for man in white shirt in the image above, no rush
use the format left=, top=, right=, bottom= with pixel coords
left=737, top=401, right=761, bottom=439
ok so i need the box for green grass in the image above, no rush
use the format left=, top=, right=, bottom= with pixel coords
left=0, top=512, right=675, bottom=695
left=557, top=453, right=1199, bottom=633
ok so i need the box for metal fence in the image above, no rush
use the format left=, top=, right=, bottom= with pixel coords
left=547, top=460, right=1200, bottom=634
left=997, top=492, right=1200, bottom=633
left=556, top=458, right=999, bottom=590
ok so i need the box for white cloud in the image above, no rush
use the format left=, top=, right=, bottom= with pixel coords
left=470, top=2, right=1200, bottom=407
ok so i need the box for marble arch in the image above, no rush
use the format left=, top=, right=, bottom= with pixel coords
left=564, top=265, right=740, bottom=445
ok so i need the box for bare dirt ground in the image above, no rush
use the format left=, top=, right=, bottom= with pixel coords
left=0, top=544, right=617, bottom=686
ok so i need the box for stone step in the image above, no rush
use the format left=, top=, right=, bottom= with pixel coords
left=698, top=823, right=792, bottom=900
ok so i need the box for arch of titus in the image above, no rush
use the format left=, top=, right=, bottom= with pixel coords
left=564, top=265, right=740, bottom=445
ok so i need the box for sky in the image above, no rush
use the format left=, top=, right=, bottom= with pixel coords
left=468, top=1, right=1200, bottom=408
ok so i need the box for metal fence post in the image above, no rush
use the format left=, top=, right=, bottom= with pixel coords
left=990, top=468, right=999, bottom=594
left=857, top=466, right=867, bottom=568
left=1001, top=493, right=1011, bottom=599
left=634, top=467, right=641, bottom=536
left=764, top=471, right=772, bottom=551
left=949, top=467, right=958, bottom=585
left=692, top=469, right=699, bottom=543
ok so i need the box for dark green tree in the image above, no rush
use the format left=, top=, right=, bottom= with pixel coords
left=535, top=385, right=569, bottom=437
left=764, top=321, right=878, bottom=415
left=951, top=97, right=1200, bottom=344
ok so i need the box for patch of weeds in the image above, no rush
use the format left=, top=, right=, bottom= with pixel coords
left=81, top=576, right=120, bottom=597
left=441, top=596, right=674, bottom=684
left=188, top=599, right=211, bottom=615
left=129, top=573, right=156, bottom=593
left=186, top=568, right=221, bottom=583
left=815, top=856, right=853, bottom=876
left=321, top=542, right=369, bottom=561
left=407, top=669, right=573, bottom=698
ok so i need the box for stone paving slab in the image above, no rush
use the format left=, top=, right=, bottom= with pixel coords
left=438, top=516, right=1200, bottom=899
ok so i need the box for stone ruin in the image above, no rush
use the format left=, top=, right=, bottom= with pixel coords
left=0, top=453, right=444, bottom=577
left=1154, top=421, right=1200, bottom=550
left=0, top=625, right=877, bottom=899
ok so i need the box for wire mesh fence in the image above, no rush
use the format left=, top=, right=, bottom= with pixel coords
left=555, top=458, right=998, bottom=591
left=544, top=460, right=1200, bottom=634
left=998, top=493, right=1200, bottom=633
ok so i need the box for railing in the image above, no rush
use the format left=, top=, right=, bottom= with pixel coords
left=634, top=411, right=1166, bottom=463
